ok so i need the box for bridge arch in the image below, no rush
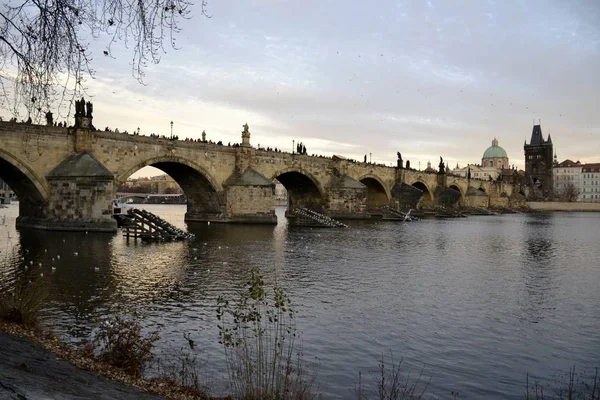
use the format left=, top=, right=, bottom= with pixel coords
left=410, top=180, right=435, bottom=208
left=271, top=168, right=326, bottom=211
left=358, top=174, right=390, bottom=209
left=448, top=184, right=463, bottom=197
left=0, top=149, right=49, bottom=201
left=0, top=149, right=50, bottom=219
left=118, top=155, right=223, bottom=217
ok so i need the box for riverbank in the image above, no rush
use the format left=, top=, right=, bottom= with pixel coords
left=0, top=323, right=208, bottom=400
left=527, top=201, right=600, bottom=212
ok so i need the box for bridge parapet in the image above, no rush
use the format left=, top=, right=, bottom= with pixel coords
left=1, top=121, right=526, bottom=231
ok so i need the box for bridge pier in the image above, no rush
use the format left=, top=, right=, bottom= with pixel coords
left=324, top=175, right=370, bottom=219
left=185, top=166, right=277, bottom=224
left=16, top=151, right=117, bottom=232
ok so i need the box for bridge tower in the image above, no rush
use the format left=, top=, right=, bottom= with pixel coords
left=524, top=122, right=553, bottom=199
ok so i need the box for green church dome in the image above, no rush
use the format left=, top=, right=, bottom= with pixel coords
left=482, top=138, right=508, bottom=159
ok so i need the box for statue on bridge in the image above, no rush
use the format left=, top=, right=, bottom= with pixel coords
left=74, top=97, right=94, bottom=129
left=241, top=123, right=251, bottom=147
left=202, top=130, right=206, bottom=142
left=438, top=157, right=445, bottom=174
left=406, top=160, right=410, bottom=169
left=45, top=111, right=53, bottom=126
left=397, top=152, right=403, bottom=168
left=75, top=97, right=85, bottom=116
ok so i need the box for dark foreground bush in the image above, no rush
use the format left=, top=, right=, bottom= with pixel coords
left=0, top=280, right=47, bottom=326
left=93, top=314, right=159, bottom=377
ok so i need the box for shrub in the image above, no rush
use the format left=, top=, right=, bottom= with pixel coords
left=0, top=280, right=47, bottom=326
left=356, top=353, right=430, bottom=400
left=93, top=314, right=159, bottom=377
left=216, top=268, right=319, bottom=399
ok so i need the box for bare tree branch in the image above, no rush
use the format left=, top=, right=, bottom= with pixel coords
left=0, top=0, right=207, bottom=120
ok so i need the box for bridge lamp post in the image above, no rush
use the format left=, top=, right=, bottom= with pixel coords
left=170, top=121, right=173, bottom=140
left=369, top=152, right=372, bottom=163
left=292, top=140, right=295, bottom=154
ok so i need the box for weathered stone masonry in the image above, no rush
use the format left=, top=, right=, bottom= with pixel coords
left=0, top=121, right=525, bottom=232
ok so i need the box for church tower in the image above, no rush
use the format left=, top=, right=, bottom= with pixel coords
left=524, top=122, right=554, bottom=198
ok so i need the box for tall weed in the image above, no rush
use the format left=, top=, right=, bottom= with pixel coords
left=0, top=279, right=47, bottom=326
left=216, top=268, right=319, bottom=399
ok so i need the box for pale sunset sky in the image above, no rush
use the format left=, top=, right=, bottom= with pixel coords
left=63, top=0, right=600, bottom=176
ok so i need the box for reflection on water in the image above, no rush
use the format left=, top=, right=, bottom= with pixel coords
left=1, top=204, right=599, bottom=399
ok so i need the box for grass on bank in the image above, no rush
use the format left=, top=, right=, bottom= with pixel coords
left=356, top=353, right=430, bottom=400
left=526, top=366, right=599, bottom=400
left=0, top=279, right=47, bottom=326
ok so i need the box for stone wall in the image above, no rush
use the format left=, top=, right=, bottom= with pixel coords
left=325, top=187, right=368, bottom=218
left=18, top=177, right=116, bottom=231
left=489, top=197, right=509, bottom=208
left=223, top=185, right=276, bottom=223
left=390, top=182, right=424, bottom=211
left=466, top=195, right=489, bottom=208
left=527, top=202, right=600, bottom=212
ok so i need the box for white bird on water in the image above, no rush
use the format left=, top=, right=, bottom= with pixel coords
left=39, top=272, right=44, bottom=278
left=57, top=255, right=61, bottom=260
left=51, top=266, right=56, bottom=272
left=94, top=267, right=100, bottom=272
left=29, top=260, right=33, bottom=265
left=74, top=252, right=78, bottom=256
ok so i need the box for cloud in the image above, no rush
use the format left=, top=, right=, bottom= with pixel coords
left=76, top=0, right=598, bottom=176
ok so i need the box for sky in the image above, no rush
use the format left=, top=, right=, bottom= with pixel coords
left=79, top=0, right=599, bottom=177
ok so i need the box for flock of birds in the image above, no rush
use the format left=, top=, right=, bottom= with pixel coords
left=15, top=239, right=101, bottom=281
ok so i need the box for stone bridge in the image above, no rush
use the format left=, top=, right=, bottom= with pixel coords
left=0, top=120, right=524, bottom=232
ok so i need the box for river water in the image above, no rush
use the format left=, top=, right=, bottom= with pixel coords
left=0, top=203, right=599, bottom=399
